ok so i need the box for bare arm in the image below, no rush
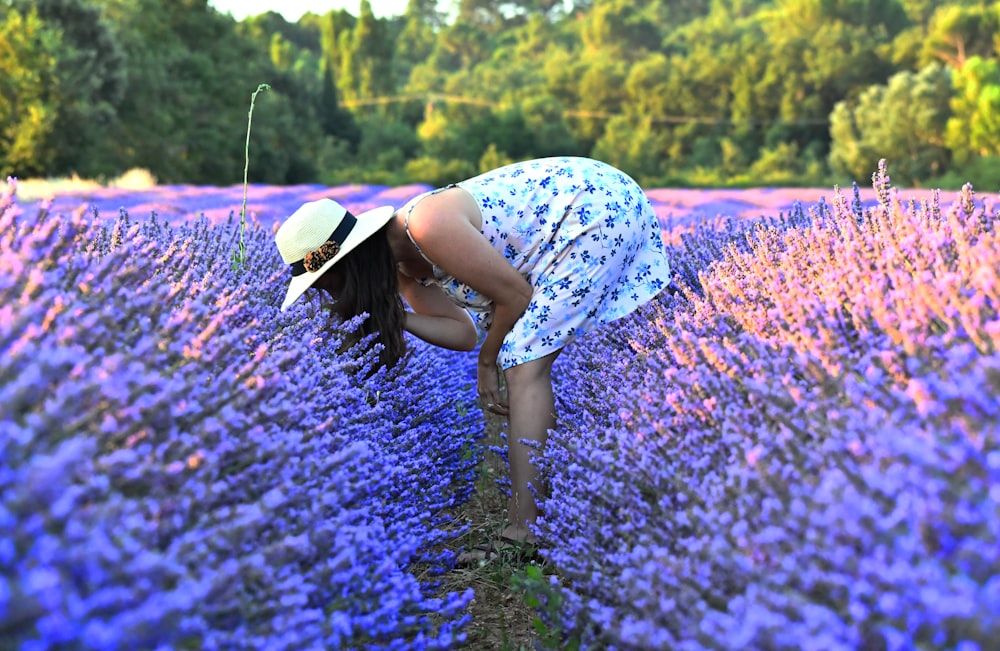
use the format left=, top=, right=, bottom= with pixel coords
left=403, top=190, right=533, bottom=370
left=398, top=272, right=478, bottom=351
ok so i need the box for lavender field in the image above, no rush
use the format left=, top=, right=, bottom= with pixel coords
left=2, top=166, right=999, bottom=650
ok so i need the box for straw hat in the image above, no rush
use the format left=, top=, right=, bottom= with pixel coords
left=275, top=198, right=395, bottom=311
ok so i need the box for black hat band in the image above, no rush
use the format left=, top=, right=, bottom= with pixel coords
left=289, top=211, right=357, bottom=277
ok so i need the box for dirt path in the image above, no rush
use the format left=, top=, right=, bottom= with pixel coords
left=440, top=414, right=546, bottom=650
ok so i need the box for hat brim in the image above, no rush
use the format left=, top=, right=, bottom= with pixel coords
left=280, top=205, right=396, bottom=311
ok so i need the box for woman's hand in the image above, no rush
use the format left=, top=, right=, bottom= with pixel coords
left=403, top=188, right=529, bottom=419
left=477, top=359, right=508, bottom=416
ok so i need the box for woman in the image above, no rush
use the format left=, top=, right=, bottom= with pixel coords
left=275, top=156, right=671, bottom=561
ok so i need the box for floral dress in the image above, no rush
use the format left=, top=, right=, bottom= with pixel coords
left=405, top=156, right=671, bottom=370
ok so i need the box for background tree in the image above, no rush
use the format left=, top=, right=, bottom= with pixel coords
left=829, top=64, right=953, bottom=185
left=96, top=0, right=332, bottom=184
left=579, top=0, right=661, bottom=58
left=592, top=115, right=674, bottom=183
left=519, top=95, right=580, bottom=159
left=0, top=5, right=61, bottom=178
left=455, top=0, right=505, bottom=32
left=656, top=8, right=755, bottom=167
left=920, top=3, right=1000, bottom=68
left=426, top=20, right=492, bottom=74
left=945, top=56, right=1000, bottom=162
left=338, top=0, right=394, bottom=102
left=10, top=0, right=126, bottom=179
left=751, top=0, right=907, bottom=163
left=571, top=55, right=629, bottom=148
left=2, top=0, right=996, bottom=188
left=317, top=8, right=353, bottom=79
left=394, top=0, right=444, bottom=83
left=591, top=52, right=676, bottom=178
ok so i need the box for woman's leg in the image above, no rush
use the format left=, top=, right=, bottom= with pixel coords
left=500, top=349, right=561, bottom=543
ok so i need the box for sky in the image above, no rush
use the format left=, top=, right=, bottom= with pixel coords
left=208, top=0, right=410, bottom=22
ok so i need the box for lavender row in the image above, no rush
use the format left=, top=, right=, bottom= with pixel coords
left=0, top=181, right=481, bottom=650
left=537, top=163, right=1000, bottom=650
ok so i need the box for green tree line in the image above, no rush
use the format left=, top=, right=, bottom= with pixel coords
left=2, top=0, right=998, bottom=189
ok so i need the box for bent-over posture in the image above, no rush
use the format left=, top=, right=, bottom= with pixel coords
left=275, top=157, right=671, bottom=562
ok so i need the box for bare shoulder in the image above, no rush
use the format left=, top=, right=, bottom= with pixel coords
left=407, top=186, right=482, bottom=236
left=400, top=185, right=529, bottom=307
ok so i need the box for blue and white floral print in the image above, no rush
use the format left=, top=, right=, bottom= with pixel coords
left=406, top=156, right=671, bottom=369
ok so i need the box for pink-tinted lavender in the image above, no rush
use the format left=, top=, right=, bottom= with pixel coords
left=534, top=162, right=1000, bottom=649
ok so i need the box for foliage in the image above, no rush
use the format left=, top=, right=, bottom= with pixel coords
left=946, top=56, right=1000, bottom=164
left=0, top=5, right=62, bottom=178
left=829, top=64, right=954, bottom=185
left=339, top=0, right=394, bottom=102
left=404, top=156, right=478, bottom=187
left=2, top=0, right=1000, bottom=186
left=919, top=2, right=1000, bottom=68
left=9, top=0, right=126, bottom=179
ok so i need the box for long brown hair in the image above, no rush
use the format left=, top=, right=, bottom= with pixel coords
left=312, top=224, right=407, bottom=370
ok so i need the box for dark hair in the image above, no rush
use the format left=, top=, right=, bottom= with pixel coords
left=312, top=224, right=407, bottom=370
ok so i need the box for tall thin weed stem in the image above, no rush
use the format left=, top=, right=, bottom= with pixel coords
left=232, top=83, right=270, bottom=271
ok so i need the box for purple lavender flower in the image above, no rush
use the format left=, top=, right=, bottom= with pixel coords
left=533, top=164, right=1000, bottom=650
left=1, top=181, right=476, bottom=649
